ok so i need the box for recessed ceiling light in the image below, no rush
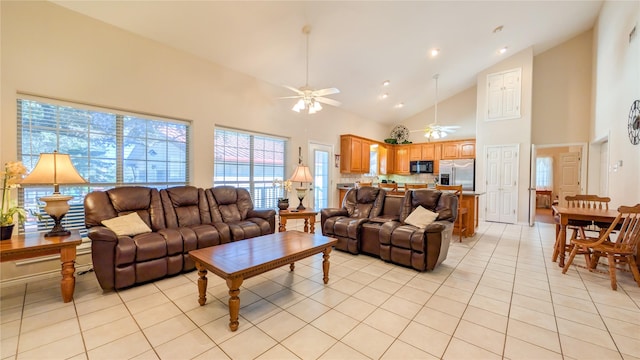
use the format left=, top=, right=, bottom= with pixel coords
left=395, top=103, right=404, bottom=108
left=430, top=48, right=440, bottom=57
left=381, top=93, right=389, bottom=99
left=382, top=80, right=390, bottom=86
left=499, top=47, right=508, bottom=54
left=493, top=25, right=504, bottom=33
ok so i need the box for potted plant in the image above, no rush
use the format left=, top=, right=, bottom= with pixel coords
left=1, top=161, right=28, bottom=240
left=272, top=179, right=292, bottom=210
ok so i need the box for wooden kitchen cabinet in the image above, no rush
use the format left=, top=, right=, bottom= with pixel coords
left=394, top=146, right=410, bottom=174
left=410, top=143, right=436, bottom=161
left=340, top=135, right=371, bottom=173
left=440, top=140, right=476, bottom=159
left=379, top=145, right=393, bottom=175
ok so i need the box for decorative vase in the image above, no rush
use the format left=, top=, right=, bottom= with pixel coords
left=277, top=199, right=289, bottom=210
left=0, top=224, right=15, bottom=241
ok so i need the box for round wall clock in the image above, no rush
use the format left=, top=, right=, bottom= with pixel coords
left=629, top=99, right=640, bottom=145
left=391, top=125, right=410, bottom=143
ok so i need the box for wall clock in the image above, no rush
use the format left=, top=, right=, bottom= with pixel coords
left=390, top=125, right=410, bottom=144
left=629, top=99, right=640, bottom=145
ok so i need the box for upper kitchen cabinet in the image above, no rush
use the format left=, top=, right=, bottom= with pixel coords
left=340, top=135, right=371, bottom=173
left=409, top=143, right=437, bottom=161
left=486, top=68, right=521, bottom=121
left=379, top=144, right=393, bottom=175
left=440, top=140, right=476, bottom=160
left=394, top=145, right=410, bottom=174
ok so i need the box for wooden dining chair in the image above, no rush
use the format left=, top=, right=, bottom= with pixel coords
left=562, top=204, right=640, bottom=290
left=405, top=184, right=428, bottom=190
left=378, top=182, right=398, bottom=192
left=553, top=194, right=612, bottom=263
left=436, top=184, right=467, bottom=242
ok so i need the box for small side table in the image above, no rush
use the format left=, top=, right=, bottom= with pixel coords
left=0, top=230, right=82, bottom=303
left=279, top=209, right=319, bottom=233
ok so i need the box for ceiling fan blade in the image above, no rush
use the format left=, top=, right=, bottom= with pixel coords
left=282, top=85, right=304, bottom=95
left=278, top=96, right=302, bottom=99
left=315, top=97, right=341, bottom=107
left=312, top=88, right=340, bottom=97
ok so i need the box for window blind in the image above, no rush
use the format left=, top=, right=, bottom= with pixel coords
left=17, top=97, right=190, bottom=236
left=214, top=128, right=287, bottom=209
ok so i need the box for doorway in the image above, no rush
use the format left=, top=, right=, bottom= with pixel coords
left=528, top=143, right=588, bottom=225
left=308, top=142, right=333, bottom=209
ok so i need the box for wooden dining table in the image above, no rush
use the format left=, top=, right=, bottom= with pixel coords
left=551, top=205, right=619, bottom=267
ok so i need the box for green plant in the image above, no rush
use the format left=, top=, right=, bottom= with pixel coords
left=1, top=161, right=28, bottom=227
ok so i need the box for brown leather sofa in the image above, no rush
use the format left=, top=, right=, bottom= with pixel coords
left=321, top=187, right=457, bottom=271
left=85, top=185, right=275, bottom=290
left=320, top=187, right=385, bottom=254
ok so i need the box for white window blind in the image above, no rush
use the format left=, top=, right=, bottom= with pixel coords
left=214, top=128, right=286, bottom=209
left=17, top=97, right=190, bottom=236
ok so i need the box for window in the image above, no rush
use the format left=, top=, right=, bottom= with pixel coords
left=366, top=144, right=378, bottom=177
left=18, top=97, right=190, bottom=236
left=214, top=128, right=286, bottom=209
left=536, top=157, right=553, bottom=190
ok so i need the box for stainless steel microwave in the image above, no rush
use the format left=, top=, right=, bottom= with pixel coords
left=410, top=160, right=434, bottom=174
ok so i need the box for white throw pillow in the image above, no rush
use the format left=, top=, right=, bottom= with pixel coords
left=404, top=206, right=439, bottom=229
left=101, top=212, right=152, bottom=236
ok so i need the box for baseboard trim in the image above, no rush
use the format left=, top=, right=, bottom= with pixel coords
left=0, top=263, right=94, bottom=288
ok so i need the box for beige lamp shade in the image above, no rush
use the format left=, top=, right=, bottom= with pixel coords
left=21, top=151, right=87, bottom=193
left=288, top=165, right=313, bottom=184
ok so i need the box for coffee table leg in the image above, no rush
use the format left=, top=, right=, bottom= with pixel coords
left=310, top=217, right=315, bottom=234
left=60, top=246, right=76, bottom=303
left=226, top=277, right=244, bottom=331
left=290, top=263, right=295, bottom=271
left=196, top=262, right=208, bottom=306
left=279, top=217, right=286, bottom=232
left=322, top=247, right=332, bottom=284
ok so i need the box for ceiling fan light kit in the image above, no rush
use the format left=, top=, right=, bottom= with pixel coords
left=282, top=25, right=340, bottom=114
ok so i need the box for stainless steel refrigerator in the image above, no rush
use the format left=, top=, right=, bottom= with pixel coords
left=439, top=159, right=475, bottom=191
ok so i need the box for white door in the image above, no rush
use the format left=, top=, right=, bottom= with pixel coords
left=558, top=151, right=581, bottom=206
left=485, top=145, right=519, bottom=223
left=308, top=142, right=332, bottom=209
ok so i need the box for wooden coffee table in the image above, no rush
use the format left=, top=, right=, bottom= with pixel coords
left=189, top=230, right=337, bottom=331
left=278, top=208, right=318, bottom=233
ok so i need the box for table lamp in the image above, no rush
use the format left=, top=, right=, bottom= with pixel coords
left=21, top=151, right=87, bottom=237
left=288, top=164, right=313, bottom=210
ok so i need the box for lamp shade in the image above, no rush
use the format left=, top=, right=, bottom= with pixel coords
left=288, top=165, right=313, bottom=184
left=22, top=151, right=87, bottom=192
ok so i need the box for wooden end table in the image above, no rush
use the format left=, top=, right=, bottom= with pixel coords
left=1, top=230, right=82, bottom=302
left=278, top=208, right=318, bottom=233
left=189, top=231, right=337, bottom=331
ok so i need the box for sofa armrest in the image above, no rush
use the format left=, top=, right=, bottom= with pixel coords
left=423, top=221, right=446, bottom=233
left=247, top=208, right=277, bottom=234
left=320, top=208, right=349, bottom=225
left=88, top=226, right=118, bottom=242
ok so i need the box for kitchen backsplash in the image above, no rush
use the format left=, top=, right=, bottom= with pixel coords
left=337, top=173, right=438, bottom=185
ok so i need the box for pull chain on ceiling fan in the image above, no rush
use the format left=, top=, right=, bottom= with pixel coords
left=279, top=25, right=341, bottom=114
left=410, top=74, right=460, bottom=141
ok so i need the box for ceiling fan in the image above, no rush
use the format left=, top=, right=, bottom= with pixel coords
left=411, top=74, right=460, bottom=140
left=280, top=25, right=341, bottom=114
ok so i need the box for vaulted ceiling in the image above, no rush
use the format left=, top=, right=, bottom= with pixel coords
left=52, top=1, right=602, bottom=128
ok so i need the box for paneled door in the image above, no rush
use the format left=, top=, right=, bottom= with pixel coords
left=558, top=151, right=581, bottom=206
left=309, top=142, right=332, bottom=209
left=485, top=145, right=519, bottom=224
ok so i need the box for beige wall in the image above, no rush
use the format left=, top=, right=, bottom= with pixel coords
left=591, top=1, right=640, bottom=208
left=0, top=1, right=388, bottom=281
left=401, top=86, right=478, bottom=143
left=532, top=31, right=593, bottom=145
left=475, top=47, right=534, bottom=224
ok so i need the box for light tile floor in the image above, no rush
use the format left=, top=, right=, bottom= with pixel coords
left=2, top=220, right=640, bottom=359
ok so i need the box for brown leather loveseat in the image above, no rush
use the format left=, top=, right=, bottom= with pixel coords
left=321, top=187, right=457, bottom=271
left=85, top=185, right=275, bottom=290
